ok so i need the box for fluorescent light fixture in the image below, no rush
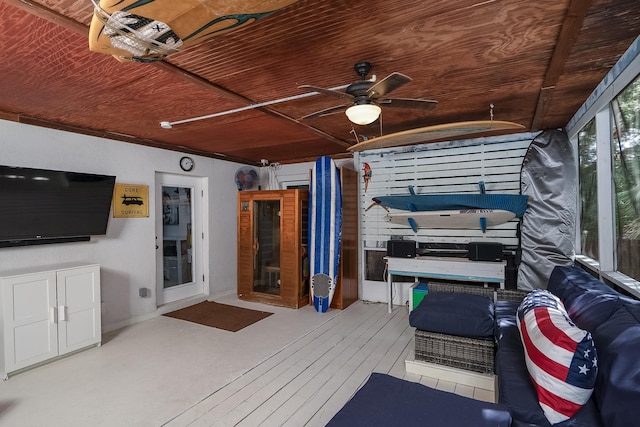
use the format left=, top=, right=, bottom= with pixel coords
left=345, top=104, right=381, bottom=125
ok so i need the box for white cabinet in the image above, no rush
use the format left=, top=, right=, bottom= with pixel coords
left=0, top=264, right=101, bottom=379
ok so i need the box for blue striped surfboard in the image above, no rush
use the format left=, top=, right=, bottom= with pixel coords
left=309, top=156, right=342, bottom=313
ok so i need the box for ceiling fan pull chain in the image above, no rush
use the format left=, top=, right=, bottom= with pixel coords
left=490, top=103, right=495, bottom=123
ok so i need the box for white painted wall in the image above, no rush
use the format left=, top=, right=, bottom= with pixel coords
left=0, top=119, right=241, bottom=331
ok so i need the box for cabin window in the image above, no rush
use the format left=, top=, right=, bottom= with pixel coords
left=578, top=118, right=599, bottom=261
left=611, top=75, right=640, bottom=281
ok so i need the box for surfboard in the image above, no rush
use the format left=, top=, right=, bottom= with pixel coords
left=372, top=193, right=529, bottom=218
left=518, top=129, right=576, bottom=291
left=89, top=0, right=299, bottom=62
left=348, top=120, right=525, bottom=152
left=386, top=209, right=516, bottom=232
left=309, top=156, right=342, bottom=313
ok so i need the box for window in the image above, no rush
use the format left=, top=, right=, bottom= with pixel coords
left=611, top=75, right=640, bottom=281
left=568, top=38, right=640, bottom=294
left=578, top=118, right=599, bottom=261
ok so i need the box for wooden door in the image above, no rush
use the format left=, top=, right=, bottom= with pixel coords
left=333, top=167, right=359, bottom=309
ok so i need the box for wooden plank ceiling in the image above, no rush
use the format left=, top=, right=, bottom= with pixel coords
left=1, top=0, right=638, bottom=165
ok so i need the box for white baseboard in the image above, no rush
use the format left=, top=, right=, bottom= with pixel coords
left=101, top=290, right=238, bottom=334
left=102, top=294, right=208, bottom=334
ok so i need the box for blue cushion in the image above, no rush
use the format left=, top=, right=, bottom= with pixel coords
left=561, top=290, right=621, bottom=333
left=548, top=266, right=617, bottom=299
left=327, top=373, right=512, bottom=427
left=409, top=291, right=494, bottom=337
left=547, top=266, right=622, bottom=332
left=591, top=304, right=640, bottom=427
left=548, top=266, right=640, bottom=311
left=495, top=301, right=522, bottom=344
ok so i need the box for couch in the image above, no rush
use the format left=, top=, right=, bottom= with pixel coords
left=328, top=265, right=640, bottom=427
left=496, top=265, right=640, bottom=427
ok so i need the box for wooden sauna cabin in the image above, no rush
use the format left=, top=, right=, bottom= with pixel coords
left=237, top=168, right=358, bottom=309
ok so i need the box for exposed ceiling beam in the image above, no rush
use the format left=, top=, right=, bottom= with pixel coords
left=2, top=0, right=88, bottom=33
left=530, top=0, right=593, bottom=131
left=0, top=110, right=21, bottom=122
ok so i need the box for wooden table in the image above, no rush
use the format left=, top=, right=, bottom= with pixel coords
left=385, top=256, right=506, bottom=313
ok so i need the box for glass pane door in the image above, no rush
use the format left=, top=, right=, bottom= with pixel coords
left=253, top=199, right=281, bottom=295
left=162, top=186, right=193, bottom=289
left=156, top=173, right=204, bottom=306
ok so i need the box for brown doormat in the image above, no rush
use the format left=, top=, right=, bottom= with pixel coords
left=163, top=301, right=273, bottom=332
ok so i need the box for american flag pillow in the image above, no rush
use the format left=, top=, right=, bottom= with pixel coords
left=516, top=290, right=598, bottom=424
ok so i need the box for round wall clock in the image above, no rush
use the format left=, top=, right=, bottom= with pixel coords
left=180, top=156, right=194, bottom=171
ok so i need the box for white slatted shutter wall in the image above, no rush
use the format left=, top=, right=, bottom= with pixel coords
left=358, top=133, right=535, bottom=249
left=357, top=132, right=536, bottom=302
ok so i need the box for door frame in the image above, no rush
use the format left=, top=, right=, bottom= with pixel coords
left=155, top=172, right=209, bottom=306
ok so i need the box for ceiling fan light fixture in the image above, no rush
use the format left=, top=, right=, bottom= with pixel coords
left=345, top=104, right=381, bottom=125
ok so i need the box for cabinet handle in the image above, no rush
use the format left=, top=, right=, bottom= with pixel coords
left=50, top=307, right=56, bottom=323
left=58, top=305, right=67, bottom=322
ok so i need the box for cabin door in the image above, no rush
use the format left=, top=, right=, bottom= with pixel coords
left=155, top=173, right=205, bottom=305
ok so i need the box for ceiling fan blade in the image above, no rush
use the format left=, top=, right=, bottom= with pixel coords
left=367, top=72, right=412, bottom=98
left=300, top=104, right=349, bottom=119
left=378, top=97, right=438, bottom=110
left=298, top=85, right=353, bottom=100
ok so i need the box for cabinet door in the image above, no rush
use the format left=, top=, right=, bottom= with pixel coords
left=2, top=272, right=58, bottom=373
left=56, top=266, right=101, bottom=355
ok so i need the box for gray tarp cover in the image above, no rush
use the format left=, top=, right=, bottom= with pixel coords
left=518, top=129, right=576, bottom=291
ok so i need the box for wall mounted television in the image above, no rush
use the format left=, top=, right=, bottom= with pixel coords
left=0, top=165, right=116, bottom=247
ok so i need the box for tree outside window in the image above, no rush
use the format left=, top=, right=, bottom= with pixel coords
left=578, top=118, right=599, bottom=261
left=611, top=75, right=640, bottom=281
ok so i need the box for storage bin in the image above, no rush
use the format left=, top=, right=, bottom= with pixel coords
left=409, top=282, right=428, bottom=311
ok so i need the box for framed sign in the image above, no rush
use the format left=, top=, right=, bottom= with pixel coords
left=113, top=183, right=149, bottom=218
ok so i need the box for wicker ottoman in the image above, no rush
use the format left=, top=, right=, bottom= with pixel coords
left=414, top=329, right=495, bottom=374
left=411, top=282, right=497, bottom=374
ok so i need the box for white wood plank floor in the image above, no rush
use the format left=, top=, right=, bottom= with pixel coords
left=0, top=295, right=493, bottom=426
left=164, top=299, right=494, bottom=427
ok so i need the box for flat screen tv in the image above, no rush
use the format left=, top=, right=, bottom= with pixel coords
left=0, top=165, right=116, bottom=247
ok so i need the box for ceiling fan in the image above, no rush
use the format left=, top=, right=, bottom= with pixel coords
left=299, top=62, right=438, bottom=125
